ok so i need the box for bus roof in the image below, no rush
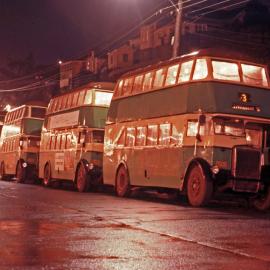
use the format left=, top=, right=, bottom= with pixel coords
left=121, top=49, right=268, bottom=79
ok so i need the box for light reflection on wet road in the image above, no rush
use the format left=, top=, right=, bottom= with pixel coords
left=0, top=181, right=270, bottom=270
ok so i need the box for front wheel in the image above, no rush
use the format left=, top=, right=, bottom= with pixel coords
left=115, top=165, right=131, bottom=197
left=16, top=161, right=26, bottom=183
left=252, top=185, right=270, bottom=211
left=43, top=164, right=52, bottom=187
left=76, top=163, right=89, bottom=192
left=186, top=163, right=213, bottom=207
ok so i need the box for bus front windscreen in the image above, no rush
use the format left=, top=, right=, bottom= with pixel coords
left=94, top=91, right=113, bottom=106
left=23, top=119, right=43, bottom=136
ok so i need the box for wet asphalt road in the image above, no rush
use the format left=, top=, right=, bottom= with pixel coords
left=0, top=181, right=270, bottom=270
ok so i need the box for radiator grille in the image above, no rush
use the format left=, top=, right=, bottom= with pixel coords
left=232, top=147, right=261, bottom=180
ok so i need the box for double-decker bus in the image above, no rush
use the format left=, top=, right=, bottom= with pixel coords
left=39, top=82, right=114, bottom=192
left=103, top=50, right=270, bottom=210
left=0, top=103, right=46, bottom=182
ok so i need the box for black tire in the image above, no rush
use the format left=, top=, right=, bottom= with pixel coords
left=43, top=163, right=52, bottom=187
left=115, top=165, right=131, bottom=197
left=253, top=185, right=270, bottom=211
left=76, top=163, right=89, bottom=192
left=16, top=161, right=26, bottom=183
left=186, top=162, right=213, bottom=207
left=0, top=162, right=6, bottom=181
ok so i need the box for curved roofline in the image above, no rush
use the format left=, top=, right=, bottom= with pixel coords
left=121, top=48, right=267, bottom=79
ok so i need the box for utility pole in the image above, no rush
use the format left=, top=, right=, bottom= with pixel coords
left=172, top=0, right=183, bottom=58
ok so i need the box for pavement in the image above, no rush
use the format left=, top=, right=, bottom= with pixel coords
left=0, top=180, right=270, bottom=270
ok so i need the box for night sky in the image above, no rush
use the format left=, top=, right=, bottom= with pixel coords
left=0, top=0, right=269, bottom=67
left=0, top=0, right=166, bottom=66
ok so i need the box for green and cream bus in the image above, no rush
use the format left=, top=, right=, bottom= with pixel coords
left=103, top=50, right=270, bottom=210
left=0, top=103, right=46, bottom=182
left=39, top=82, right=114, bottom=192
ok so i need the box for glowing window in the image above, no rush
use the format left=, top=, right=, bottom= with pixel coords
left=165, top=64, right=179, bottom=86
left=116, top=80, right=124, bottom=96
left=153, top=68, right=167, bottom=89
left=126, top=127, right=136, bottom=147
left=147, top=125, right=158, bottom=146
left=159, top=124, right=171, bottom=145
left=78, top=90, right=85, bottom=106
left=212, top=61, right=240, bottom=81
left=187, top=121, right=198, bottom=137
left=241, top=64, right=268, bottom=87
left=178, top=60, right=193, bottom=83
left=72, top=92, right=79, bottom=107
left=66, top=94, right=73, bottom=108
left=84, top=90, right=93, bottom=105
left=133, top=75, right=144, bottom=93
left=94, top=91, right=113, bottom=106
left=171, top=125, right=183, bottom=145
left=136, top=127, right=147, bottom=146
left=66, top=134, right=72, bottom=149
left=117, top=129, right=126, bottom=147
left=61, top=135, right=66, bottom=149
left=193, top=58, right=208, bottom=80
left=122, top=77, right=134, bottom=95
left=142, top=72, right=154, bottom=91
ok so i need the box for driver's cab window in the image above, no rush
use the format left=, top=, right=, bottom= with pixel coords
left=245, top=124, right=263, bottom=148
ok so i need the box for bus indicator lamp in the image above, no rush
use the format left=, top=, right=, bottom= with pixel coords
left=89, top=163, right=94, bottom=170
left=22, top=162, right=27, bottom=168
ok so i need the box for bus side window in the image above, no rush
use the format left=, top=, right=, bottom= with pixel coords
left=50, top=136, right=56, bottom=150
left=84, top=90, right=93, bottom=105
left=159, top=124, right=171, bottom=146
left=136, top=127, right=147, bottom=146
left=153, top=68, right=167, bottom=89
left=165, top=64, right=179, bottom=86
left=61, top=134, right=66, bottom=149
left=72, top=92, right=79, bottom=107
left=78, top=90, right=85, bottom=106
left=56, top=135, right=62, bottom=149
left=171, top=125, right=183, bottom=146
left=193, top=59, right=208, bottom=80
left=178, top=60, right=194, bottom=83
left=66, top=134, right=72, bottom=149
left=67, top=94, right=73, bottom=108
left=187, top=121, right=198, bottom=137
left=147, top=125, right=158, bottom=146
left=126, top=127, right=136, bottom=147
left=117, top=129, right=126, bottom=147
left=133, top=75, right=144, bottom=93
left=142, top=72, right=154, bottom=92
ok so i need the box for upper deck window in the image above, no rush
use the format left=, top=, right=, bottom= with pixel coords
left=142, top=72, right=154, bottom=91
left=122, top=77, right=134, bottom=95
left=94, top=91, right=113, bottom=106
left=116, top=80, right=124, bottom=97
left=133, top=75, right=144, bottom=93
left=193, top=59, right=208, bottom=80
left=241, top=64, right=268, bottom=87
left=78, top=90, right=85, bottom=106
left=212, top=61, right=240, bottom=82
left=165, top=64, right=179, bottom=86
left=153, top=68, right=167, bottom=89
left=84, top=90, right=93, bottom=105
left=178, top=60, right=193, bottom=83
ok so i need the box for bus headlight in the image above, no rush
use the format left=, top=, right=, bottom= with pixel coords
left=22, top=162, right=27, bottom=168
left=211, top=165, right=220, bottom=174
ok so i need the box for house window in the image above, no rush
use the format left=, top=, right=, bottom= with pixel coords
left=123, top=54, right=129, bottom=63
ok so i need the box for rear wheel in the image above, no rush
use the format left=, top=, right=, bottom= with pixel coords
left=76, top=163, right=89, bottom=192
left=43, top=164, right=52, bottom=187
left=0, top=162, right=6, bottom=180
left=186, top=163, right=213, bottom=207
left=253, top=185, right=270, bottom=211
left=115, top=165, right=131, bottom=197
left=16, top=161, right=26, bottom=183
